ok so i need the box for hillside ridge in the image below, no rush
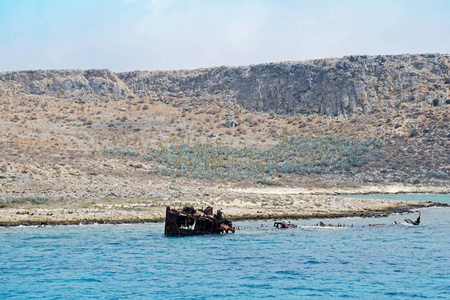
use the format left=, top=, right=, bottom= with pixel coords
left=1, top=53, right=449, bottom=117
left=0, top=54, right=449, bottom=217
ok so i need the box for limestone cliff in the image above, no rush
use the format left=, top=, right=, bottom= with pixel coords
left=1, top=54, right=449, bottom=117
left=0, top=69, right=131, bottom=102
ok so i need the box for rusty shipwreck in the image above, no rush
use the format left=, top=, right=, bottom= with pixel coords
left=164, top=206, right=235, bottom=236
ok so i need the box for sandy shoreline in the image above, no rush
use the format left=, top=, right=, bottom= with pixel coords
left=1, top=185, right=448, bottom=227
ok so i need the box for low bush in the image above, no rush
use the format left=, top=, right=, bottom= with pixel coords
left=0, top=196, right=49, bottom=205
left=145, top=136, right=384, bottom=184
left=103, top=149, right=140, bottom=157
left=31, top=196, right=49, bottom=204
left=427, top=171, right=449, bottom=179
left=0, top=198, right=28, bottom=205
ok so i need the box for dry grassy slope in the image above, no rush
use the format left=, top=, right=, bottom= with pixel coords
left=0, top=54, right=449, bottom=208
left=0, top=91, right=448, bottom=205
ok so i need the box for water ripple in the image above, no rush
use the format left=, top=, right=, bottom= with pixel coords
left=0, top=206, right=448, bottom=299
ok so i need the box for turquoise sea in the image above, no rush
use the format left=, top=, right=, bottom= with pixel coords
left=1, top=195, right=449, bottom=299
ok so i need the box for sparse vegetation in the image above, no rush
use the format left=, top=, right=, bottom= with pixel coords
left=0, top=196, right=49, bottom=205
left=103, top=149, right=140, bottom=157
left=0, top=55, right=449, bottom=212
left=427, top=171, right=449, bottom=179
left=32, top=196, right=49, bottom=204
left=144, top=136, right=384, bottom=183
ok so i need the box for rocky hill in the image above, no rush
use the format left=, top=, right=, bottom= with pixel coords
left=1, top=53, right=449, bottom=117
left=0, top=54, right=449, bottom=211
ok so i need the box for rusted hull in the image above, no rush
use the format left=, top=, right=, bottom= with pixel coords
left=164, top=206, right=235, bottom=236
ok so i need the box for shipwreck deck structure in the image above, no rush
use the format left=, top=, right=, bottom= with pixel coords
left=164, top=206, right=235, bottom=236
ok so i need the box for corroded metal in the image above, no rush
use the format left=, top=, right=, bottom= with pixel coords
left=405, top=213, right=421, bottom=225
left=315, top=221, right=346, bottom=227
left=274, top=221, right=297, bottom=228
left=164, top=206, right=235, bottom=236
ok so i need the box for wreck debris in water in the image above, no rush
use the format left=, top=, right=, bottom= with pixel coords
left=405, top=213, right=421, bottom=225
left=274, top=221, right=297, bottom=228
left=316, top=221, right=346, bottom=227
left=164, top=206, right=235, bottom=236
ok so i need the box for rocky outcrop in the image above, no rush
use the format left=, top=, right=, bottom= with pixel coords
left=1, top=54, right=449, bottom=116
left=0, top=69, right=132, bottom=102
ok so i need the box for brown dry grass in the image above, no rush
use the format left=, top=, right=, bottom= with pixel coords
left=0, top=92, right=448, bottom=211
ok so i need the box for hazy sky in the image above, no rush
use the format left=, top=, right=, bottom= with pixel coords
left=1, top=0, right=449, bottom=72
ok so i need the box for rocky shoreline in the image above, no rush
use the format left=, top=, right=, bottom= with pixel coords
left=1, top=54, right=449, bottom=229
left=1, top=193, right=447, bottom=227
left=226, top=202, right=448, bottom=221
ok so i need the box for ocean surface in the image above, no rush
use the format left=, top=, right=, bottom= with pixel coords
left=1, top=195, right=449, bottom=299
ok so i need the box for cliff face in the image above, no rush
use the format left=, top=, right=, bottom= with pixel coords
left=0, top=69, right=131, bottom=102
left=1, top=54, right=449, bottom=117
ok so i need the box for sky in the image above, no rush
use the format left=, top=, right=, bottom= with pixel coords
left=0, top=0, right=449, bottom=72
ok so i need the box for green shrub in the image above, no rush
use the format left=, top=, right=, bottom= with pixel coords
left=32, top=196, right=49, bottom=204
left=0, top=198, right=27, bottom=205
left=145, top=136, right=384, bottom=183
left=103, top=149, right=140, bottom=157
left=0, top=196, right=49, bottom=205
left=427, top=171, right=449, bottom=179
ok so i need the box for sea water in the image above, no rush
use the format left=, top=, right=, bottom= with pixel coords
left=1, top=195, right=449, bottom=299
